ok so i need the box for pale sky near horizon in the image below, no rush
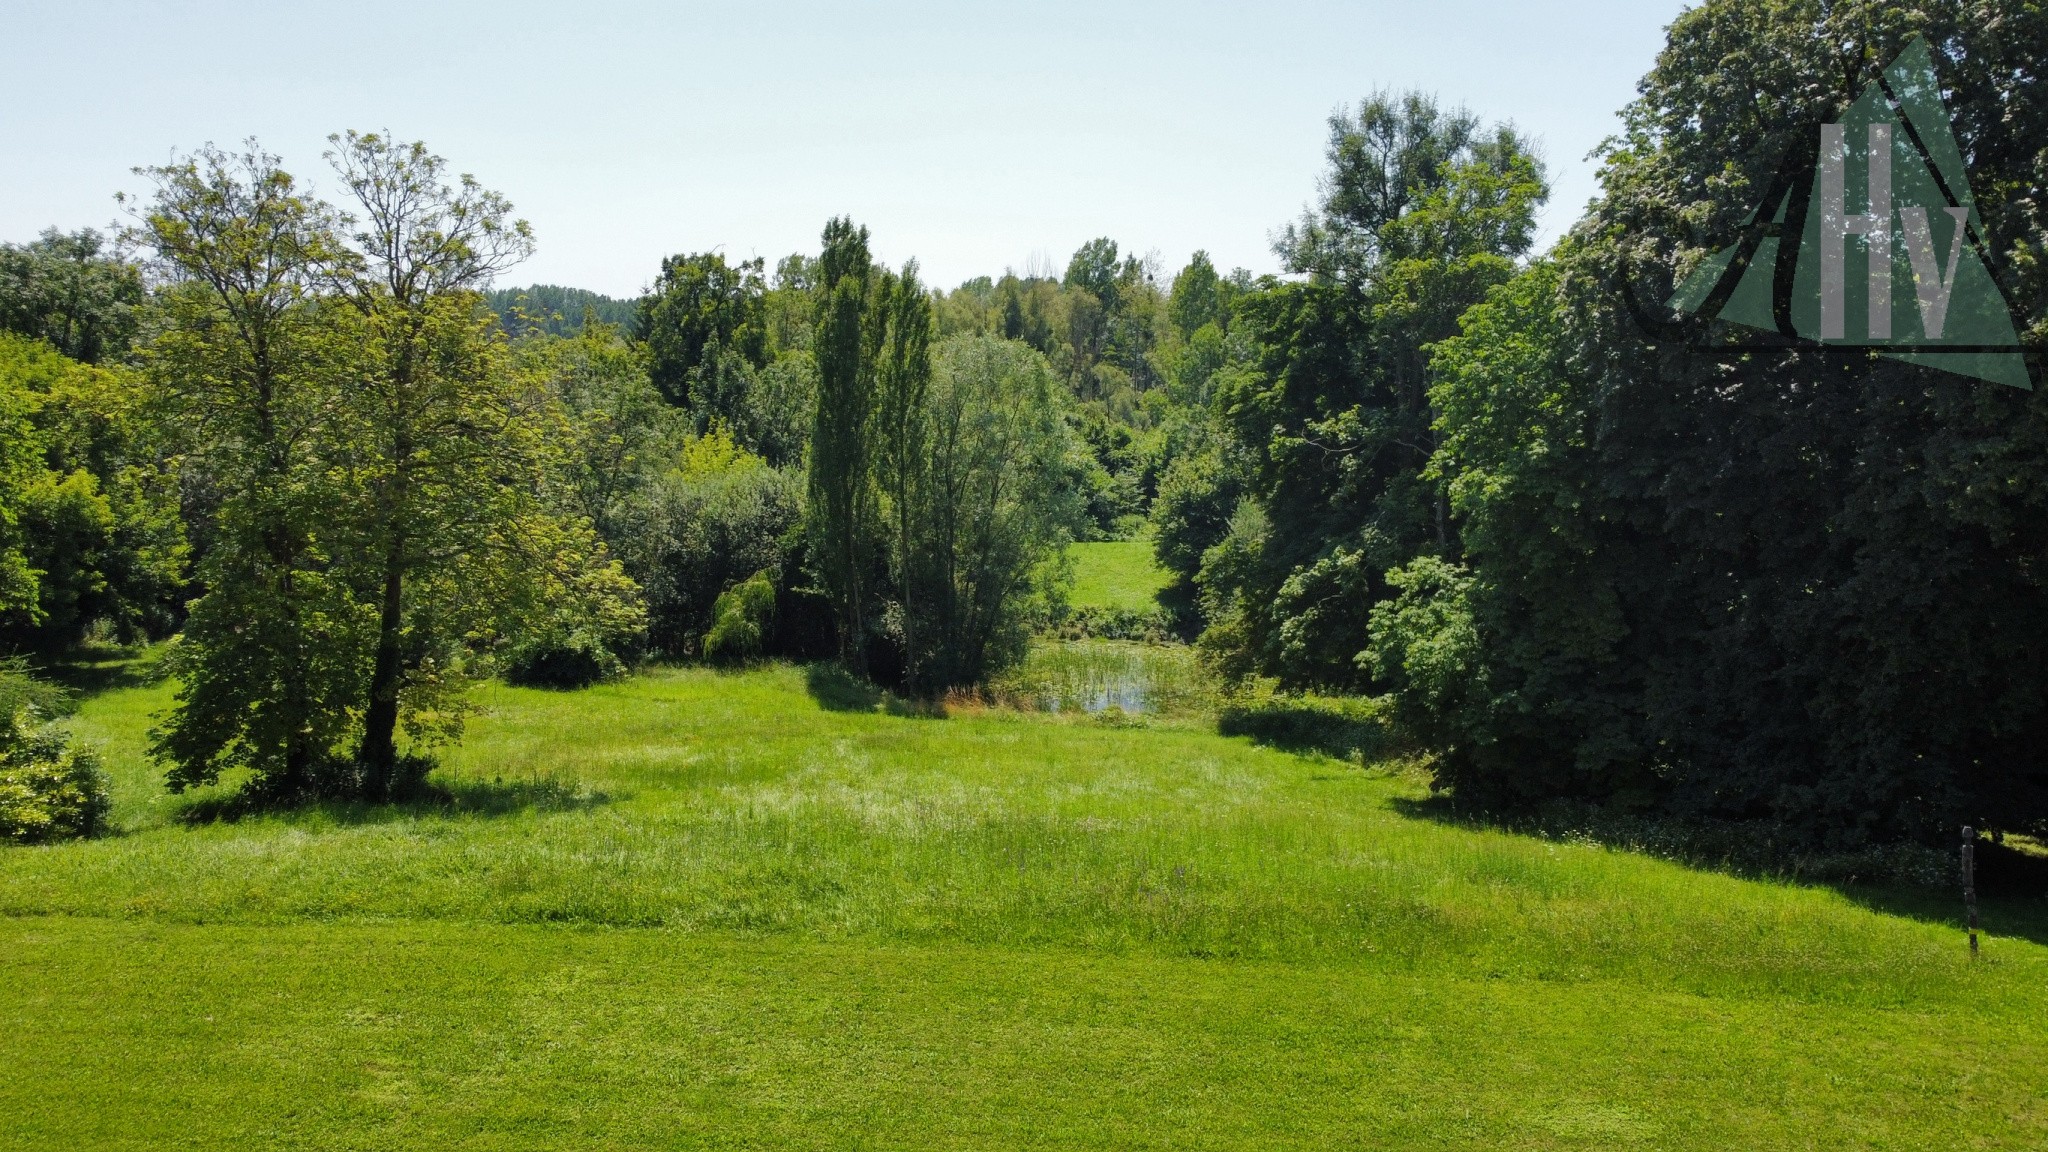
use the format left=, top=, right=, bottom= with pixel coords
left=5, top=1, right=1691, bottom=297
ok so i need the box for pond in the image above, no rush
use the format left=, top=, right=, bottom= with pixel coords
left=992, top=639, right=1216, bottom=717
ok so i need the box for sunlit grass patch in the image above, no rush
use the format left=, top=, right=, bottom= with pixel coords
left=1066, top=538, right=1170, bottom=612
left=6, top=659, right=2046, bottom=1149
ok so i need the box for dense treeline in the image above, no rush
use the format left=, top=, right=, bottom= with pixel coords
left=3, top=0, right=2042, bottom=847
left=611, top=225, right=1191, bottom=686
left=485, top=284, right=637, bottom=337
left=1407, top=0, right=2047, bottom=845
left=590, top=228, right=1246, bottom=684
left=1164, top=0, right=2048, bottom=845
left=1163, top=94, right=1548, bottom=690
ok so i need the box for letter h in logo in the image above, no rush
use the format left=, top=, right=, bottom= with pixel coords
left=1818, top=122, right=1890, bottom=340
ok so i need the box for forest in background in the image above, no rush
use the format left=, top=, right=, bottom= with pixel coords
left=2, top=0, right=2045, bottom=850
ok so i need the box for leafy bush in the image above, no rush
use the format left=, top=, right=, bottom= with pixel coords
left=1363, top=556, right=1481, bottom=755
left=0, top=663, right=109, bottom=843
left=503, top=628, right=626, bottom=689
left=623, top=429, right=800, bottom=659
left=494, top=522, right=646, bottom=693
left=703, top=569, right=776, bottom=665
left=1052, top=604, right=1173, bottom=643
left=0, top=735, right=109, bottom=843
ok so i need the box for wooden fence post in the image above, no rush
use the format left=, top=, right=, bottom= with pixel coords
left=1962, top=825, right=1979, bottom=958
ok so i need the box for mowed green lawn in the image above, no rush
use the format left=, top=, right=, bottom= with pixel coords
left=1067, top=539, right=1171, bottom=611
left=3, top=664, right=2045, bottom=1149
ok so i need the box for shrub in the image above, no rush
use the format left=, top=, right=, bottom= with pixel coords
left=504, top=628, right=626, bottom=689
left=1052, top=604, right=1173, bottom=643
left=0, top=663, right=109, bottom=843
left=703, top=569, right=776, bottom=665
left=623, top=431, right=800, bottom=658
left=1363, top=556, right=1481, bottom=755
left=0, top=735, right=110, bottom=842
left=497, top=530, right=645, bottom=691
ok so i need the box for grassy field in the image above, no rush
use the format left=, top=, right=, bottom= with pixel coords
left=1066, top=539, right=1172, bottom=612
left=3, top=661, right=2046, bottom=1149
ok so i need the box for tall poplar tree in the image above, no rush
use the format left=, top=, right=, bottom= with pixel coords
left=875, top=260, right=933, bottom=687
left=806, top=218, right=880, bottom=674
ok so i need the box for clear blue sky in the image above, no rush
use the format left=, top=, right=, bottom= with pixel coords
left=5, top=1, right=1690, bottom=296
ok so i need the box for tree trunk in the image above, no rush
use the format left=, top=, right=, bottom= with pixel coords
left=358, top=546, right=405, bottom=800
left=275, top=549, right=313, bottom=797
left=842, top=524, right=867, bottom=679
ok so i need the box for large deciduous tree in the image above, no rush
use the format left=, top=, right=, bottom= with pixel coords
left=133, top=145, right=365, bottom=797
left=1199, top=92, right=1546, bottom=690
left=903, top=335, right=1078, bottom=689
left=138, top=138, right=641, bottom=803
left=323, top=131, right=627, bottom=797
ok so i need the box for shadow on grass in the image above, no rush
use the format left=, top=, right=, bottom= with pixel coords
left=37, top=645, right=166, bottom=701
left=1217, top=696, right=1397, bottom=763
left=1388, top=791, right=2048, bottom=947
left=1831, top=846, right=2048, bottom=948
left=175, top=775, right=611, bottom=828
left=803, top=664, right=947, bottom=718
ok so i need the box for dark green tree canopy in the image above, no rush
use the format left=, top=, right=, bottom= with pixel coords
left=1365, top=0, right=2048, bottom=846
left=0, top=229, right=144, bottom=365
left=637, top=251, right=769, bottom=411
left=1189, top=90, right=1547, bottom=690
left=487, top=284, right=637, bottom=337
